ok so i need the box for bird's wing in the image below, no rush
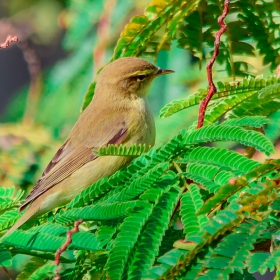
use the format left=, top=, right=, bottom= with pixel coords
left=20, top=113, right=128, bottom=211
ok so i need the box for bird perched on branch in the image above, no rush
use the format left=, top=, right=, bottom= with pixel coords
left=1, top=57, right=174, bottom=239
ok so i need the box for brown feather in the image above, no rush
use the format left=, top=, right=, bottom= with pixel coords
left=20, top=115, right=128, bottom=211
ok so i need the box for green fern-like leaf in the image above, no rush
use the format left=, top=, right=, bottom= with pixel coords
left=238, top=1, right=280, bottom=70
left=247, top=249, right=280, bottom=275
left=0, top=247, right=12, bottom=267
left=214, top=170, right=236, bottom=186
left=27, top=222, right=68, bottom=235
left=0, top=210, right=21, bottom=232
left=178, top=7, right=204, bottom=64
left=3, top=222, right=113, bottom=253
left=3, top=230, right=65, bottom=252
left=182, top=173, right=221, bottom=193
left=160, top=76, right=280, bottom=118
left=127, top=186, right=181, bottom=279
left=186, top=163, right=220, bottom=182
left=94, top=144, right=151, bottom=157
left=199, top=159, right=280, bottom=215
left=100, top=162, right=169, bottom=203
left=199, top=210, right=241, bottom=237
left=66, top=176, right=114, bottom=209
left=178, top=0, right=280, bottom=76
left=154, top=210, right=244, bottom=278
left=178, top=1, right=260, bottom=77
left=21, top=262, right=56, bottom=280
left=182, top=164, right=235, bottom=193
left=179, top=147, right=260, bottom=174
left=105, top=201, right=153, bottom=280
left=0, top=186, right=24, bottom=212
left=229, top=83, right=280, bottom=119
left=159, top=174, right=278, bottom=278
left=183, top=125, right=274, bottom=156
left=16, top=257, right=54, bottom=280
left=70, top=230, right=115, bottom=252
left=160, top=89, right=206, bottom=118
left=193, top=219, right=268, bottom=279
left=58, top=201, right=139, bottom=223
left=146, top=249, right=186, bottom=279
left=221, top=116, right=269, bottom=128
left=180, top=184, right=208, bottom=237
left=112, top=0, right=199, bottom=60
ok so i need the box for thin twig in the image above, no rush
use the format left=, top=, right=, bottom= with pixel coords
left=0, top=35, right=18, bottom=49
left=197, top=0, right=230, bottom=129
left=173, top=161, right=187, bottom=188
left=54, top=219, right=83, bottom=265
left=169, top=162, right=188, bottom=225
left=53, top=219, right=83, bottom=279
left=53, top=266, right=62, bottom=280
left=1, top=266, right=13, bottom=280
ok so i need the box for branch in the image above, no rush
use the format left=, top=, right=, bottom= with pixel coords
left=53, top=219, right=83, bottom=280
left=197, top=0, right=230, bottom=129
left=1, top=266, right=13, bottom=280
left=0, top=35, right=18, bottom=49
left=53, top=219, right=83, bottom=279
left=54, top=219, right=83, bottom=265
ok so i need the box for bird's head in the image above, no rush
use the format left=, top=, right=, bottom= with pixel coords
left=96, top=57, right=174, bottom=98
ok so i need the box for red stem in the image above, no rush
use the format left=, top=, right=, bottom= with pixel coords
left=54, top=219, right=83, bottom=265
left=0, top=35, right=18, bottom=49
left=197, top=0, right=230, bottom=129
left=53, top=219, right=83, bottom=279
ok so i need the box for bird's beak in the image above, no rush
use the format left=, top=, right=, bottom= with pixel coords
left=155, top=68, right=174, bottom=76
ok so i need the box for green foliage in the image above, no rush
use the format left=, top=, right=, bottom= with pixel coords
left=112, top=0, right=199, bottom=60
left=198, top=159, right=280, bottom=216
left=183, top=124, right=274, bottom=156
left=0, top=186, right=24, bottom=211
left=195, top=220, right=268, bottom=279
left=105, top=201, right=153, bottom=280
left=0, top=209, right=21, bottom=232
left=179, top=146, right=260, bottom=174
left=58, top=200, right=139, bottom=222
left=247, top=250, right=280, bottom=275
left=16, top=257, right=56, bottom=280
left=95, top=144, right=151, bottom=157
left=1, top=0, right=280, bottom=279
left=127, top=187, right=181, bottom=279
left=0, top=247, right=12, bottom=267
left=2, top=120, right=278, bottom=279
left=0, top=186, right=23, bottom=232
left=179, top=0, right=280, bottom=76
left=160, top=76, right=280, bottom=118
left=180, top=184, right=208, bottom=237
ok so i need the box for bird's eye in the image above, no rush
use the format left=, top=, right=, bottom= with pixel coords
left=136, top=75, right=147, bottom=82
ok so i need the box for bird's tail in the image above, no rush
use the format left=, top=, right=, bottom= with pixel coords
left=1, top=203, right=39, bottom=242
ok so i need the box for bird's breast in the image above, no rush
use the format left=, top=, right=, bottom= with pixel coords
left=126, top=97, right=155, bottom=147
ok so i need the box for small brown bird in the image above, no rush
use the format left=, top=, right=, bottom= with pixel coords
left=2, top=57, right=174, bottom=239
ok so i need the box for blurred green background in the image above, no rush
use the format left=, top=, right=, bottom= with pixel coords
left=0, top=0, right=278, bottom=279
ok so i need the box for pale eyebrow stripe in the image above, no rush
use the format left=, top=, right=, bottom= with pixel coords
left=124, top=69, right=155, bottom=78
